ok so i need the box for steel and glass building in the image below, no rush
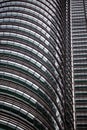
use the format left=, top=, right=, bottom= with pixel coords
left=0, top=0, right=73, bottom=130
left=65, top=0, right=74, bottom=130
left=71, top=0, right=87, bottom=130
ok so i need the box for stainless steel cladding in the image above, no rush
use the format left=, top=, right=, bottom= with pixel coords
left=72, top=0, right=87, bottom=130
left=0, top=0, right=73, bottom=130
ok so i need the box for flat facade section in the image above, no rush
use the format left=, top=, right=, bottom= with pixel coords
left=71, top=0, right=87, bottom=130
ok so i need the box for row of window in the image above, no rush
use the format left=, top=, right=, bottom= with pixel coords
left=0, top=20, right=63, bottom=66
left=0, top=4, right=63, bottom=47
left=0, top=119, right=23, bottom=130
left=0, top=70, right=50, bottom=103
left=0, top=45, right=63, bottom=97
left=0, top=12, right=51, bottom=35
left=0, top=49, right=48, bottom=70
left=0, top=70, right=63, bottom=121
left=0, top=7, right=63, bottom=61
left=0, top=101, right=47, bottom=130
left=0, top=84, right=56, bottom=127
left=0, top=6, right=59, bottom=35
left=0, top=59, right=46, bottom=83
left=0, top=29, right=59, bottom=65
left=1, top=56, right=61, bottom=105
left=0, top=0, right=57, bottom=16
left=0, top=22, right=50, bottom=38
left=0, top=14, right=62, bottom=54
left=0, top=23, right=62, bottom=68
left=0, top=66, right=64, bottom=128
left=0, top=59, right=58, bottom=100
left=0, top=49, right=60, bottom=94
left=0, top=83, right=61, bottom=130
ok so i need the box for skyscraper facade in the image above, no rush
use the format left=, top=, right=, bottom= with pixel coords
left=0, top=0, right=73, bottom=130
left=71, top=0, right=87, bottom=130
left=65, top=0, right=74, bottom=129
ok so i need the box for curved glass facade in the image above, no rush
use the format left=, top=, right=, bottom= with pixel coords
left=0, top=0, right=73, bottom=130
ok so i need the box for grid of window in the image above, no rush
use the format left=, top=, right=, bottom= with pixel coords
left=72, top=0, right=87, bottom=130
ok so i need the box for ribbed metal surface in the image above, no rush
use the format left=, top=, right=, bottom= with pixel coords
left=71, top=0, right=87, bottom=130
left=65, top=0, right=74, bottom=130
left=0, top=0, right=73, bottom=130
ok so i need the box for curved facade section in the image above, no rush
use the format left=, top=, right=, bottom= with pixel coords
left=0, top=0, right=73, bottom=130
